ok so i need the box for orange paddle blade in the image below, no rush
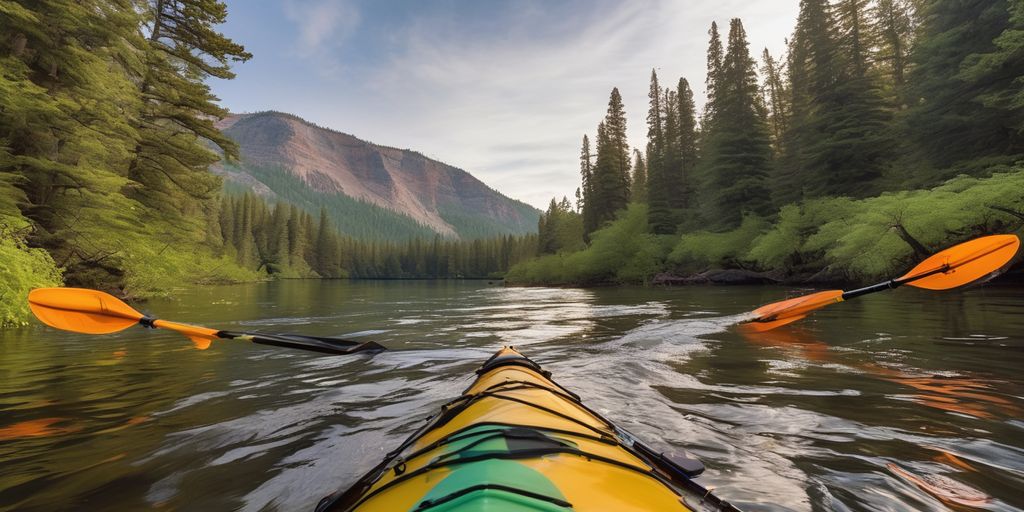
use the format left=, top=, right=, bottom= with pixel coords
left=899, top=234, right=1020, bottom=290
left=28, top=288, right=142, bottom=334
left=740, top=314, right=808, bottom=333
left=745, top=290, right=845, bottom=331
left=152, top=319, right=220, bottom=350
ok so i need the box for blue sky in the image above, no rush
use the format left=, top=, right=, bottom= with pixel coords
left=210, top=0, right=799, bottom=209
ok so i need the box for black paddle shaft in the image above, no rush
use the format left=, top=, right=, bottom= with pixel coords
left=841, top=264, right=950, bottom=301
left=217, top=331, right=386, bottom=355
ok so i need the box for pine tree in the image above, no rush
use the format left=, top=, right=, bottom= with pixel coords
left=127, top=0, right=252, bottom=218
left=314, top=208, right=341, bottom=277
left=646, top=70, right=674, bottom=234
left=662, top=88, right=681, bottom=211
left=699, top=18, right=773, bottom=228
left=269, top=204, right=289, bottom=273
left=872, top=0, right=916, bottom=95
left=1, top=1, right=145, bottom=286
left=596, top=88, right=631, bottom=220
left=760, top=48, right=789, bottom=152
left=237, top=194, right=255, bottom=268
left=630, top=150, right=647, bottom=203
left=703, top=21, right=725, bottom=128
left=579, top=134, right=598, bottom=237
left=676, top=78, right=699, bottom=212
left=782, top=0, right=892, bottom=200
left=905, top=0, right=1023, bottom=174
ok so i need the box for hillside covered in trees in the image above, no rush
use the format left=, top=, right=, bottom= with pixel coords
left=509, top=0, right=1024, bottom=286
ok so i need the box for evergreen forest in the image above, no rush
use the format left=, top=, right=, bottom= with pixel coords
left=510, top=0, right=1024, bottom=286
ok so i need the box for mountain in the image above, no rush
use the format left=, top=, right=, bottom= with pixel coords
left=214, top=111, right=540, bottom=240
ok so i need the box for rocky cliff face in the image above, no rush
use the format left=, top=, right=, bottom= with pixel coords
left=215, top=111, right=538, bottom=239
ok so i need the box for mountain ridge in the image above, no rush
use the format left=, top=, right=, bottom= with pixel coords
left=214, top=111, right=539, bottom=240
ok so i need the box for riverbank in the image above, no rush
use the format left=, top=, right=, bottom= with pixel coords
left=506, top=170, right=1024, bottom=288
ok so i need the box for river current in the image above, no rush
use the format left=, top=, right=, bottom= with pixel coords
left=2, top=281, right=1022, bottom=511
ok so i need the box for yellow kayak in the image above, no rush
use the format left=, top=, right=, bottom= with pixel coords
left=315, top=347, right=739, bottom=511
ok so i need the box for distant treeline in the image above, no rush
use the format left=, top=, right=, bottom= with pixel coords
left=222, top=159, right=540, bottom=242
left=511, top=0, right=1024, bottom=285
left=218, top=193, right=538, bottom=280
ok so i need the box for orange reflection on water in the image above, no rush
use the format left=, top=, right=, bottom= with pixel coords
left=877, top=371, right=1018, bottom=420
left=0, top=418, right=80, bottom=440
left=887, top=463, right=991, bottom=508
left=739, top=327, right=1022, bottom=420
left=738, top=326, right=832, bottom=362
left=934, top=450, right=978, bottom=473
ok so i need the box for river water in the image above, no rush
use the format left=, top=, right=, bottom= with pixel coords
left=1, top=281, right=1023, bottom=511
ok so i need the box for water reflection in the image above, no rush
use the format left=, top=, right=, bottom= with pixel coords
left=737, top=323, right=1015, bottom=509
left=1, top=281, right=1023, bottom=511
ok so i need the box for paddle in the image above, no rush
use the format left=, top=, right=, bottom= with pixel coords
left=742, top=234, right=1021, bottom=332
left=27, top=287, right=385, bottom=355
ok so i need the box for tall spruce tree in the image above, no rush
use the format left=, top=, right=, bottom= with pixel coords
left=676, top=78, right=699, bottom=212
left=579, top=134, right=598, bottom=237
left=314, top=208, right=341, bottom=277
left=699, top=18, right=773, bottom=229
left=590, top=89, right=631, bottom=230
left=760, top=48, right=789, bottom=153
left=905, top=0, right=1023, bottom=175
left=871, top=0, right=916, bottom=95
left=782, top=0, right=892, bottom=200
left=1, top=1, right=145, bottom=286
left=630, top=150, right=647, bottom=203
left=127, top=0, right=251, bottom=218
left=703, top=21, right=725, bottom=128
left=661, top=88, right=682, bottom=211
left=646, top=70, right=674, bottom=234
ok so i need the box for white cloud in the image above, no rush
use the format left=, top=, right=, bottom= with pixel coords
left=283, top=0, right=360, bottom=57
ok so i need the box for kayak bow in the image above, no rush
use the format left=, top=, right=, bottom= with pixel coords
left=316, top=347, right=738, bottom=512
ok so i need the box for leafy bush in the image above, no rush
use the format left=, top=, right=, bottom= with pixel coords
left=668, top=215, right=768, bottom=272
left=0, top=228, right=63, bottom=327
left=507, top=204, right=669, bottom=285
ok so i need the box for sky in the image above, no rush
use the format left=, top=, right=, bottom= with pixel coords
left=210, top=0, right=800, bottom=209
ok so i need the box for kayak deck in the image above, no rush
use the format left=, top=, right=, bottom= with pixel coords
left=316, top=347, right=739, bottom=511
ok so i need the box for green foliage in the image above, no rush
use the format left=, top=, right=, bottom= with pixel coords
left=905, top=0, right=1023, bottom=173
left=121, top=247, right=263, bottom=299
left=782, top=0, right=893, bottom=202
left=698, top=19, right=773, bottom=228
left=537, top=197, right=585, bottom=255
left=437, top=199, right=539, bottom=240
left=127, top=0, right=251, bottom=218
left=507, top=204, right=668, bottom=285
left=668, top=215, right=768, bottom=272
left=588, top=88, right=631, bottom=233
left=747, top=198, right=857, bottom=270
left=222, top=163, right=443, bottom=241
left=0, top=228, right=62, bottom=327
left=746, top=170, right=1024, bottom=281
